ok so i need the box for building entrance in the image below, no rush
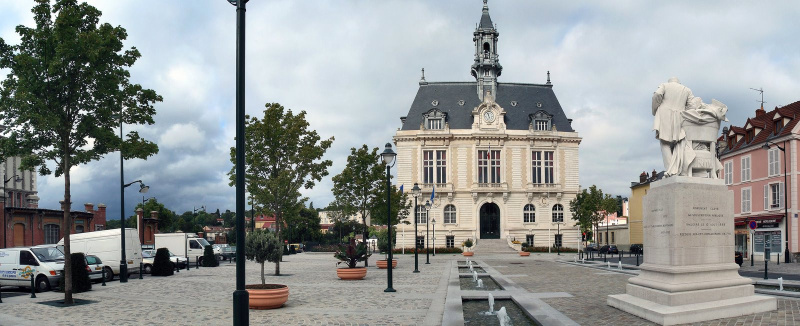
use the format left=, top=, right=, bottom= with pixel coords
left=479, top=203, right=500, bottom=239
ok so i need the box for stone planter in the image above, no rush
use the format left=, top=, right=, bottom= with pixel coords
left=463, top=251, right=474, bottom=257
left=246, top=284, right=289, bottom=310
left=376, top=259, right=397, bottom=269
left=337, top=267, right=367, bottom=280
left=519, top=251, right=530, bottom=256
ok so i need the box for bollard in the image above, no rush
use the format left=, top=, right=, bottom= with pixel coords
left=764, top=259, right=768, bottom=280
left=619, top=250, right=623, bottom=262
left=603, top=253, right=607, bottom=263
left=1, top=277, right=3, bottom=303
left=751, top=253, right=754, bottom=266
left=196, top=256, right=199, bottom=269
left=139, top=263, right=143, bottom=279
left=187, top=258, right=190, bottom=271
left=176, top=261, right=180, bottom=273
left=777, top=253, right=780, bottom=265
left=101, top=267, right=106, bottom=286
left=30, top=272, right=36, bottom=298
left=636, top=253, right=640, bottom=266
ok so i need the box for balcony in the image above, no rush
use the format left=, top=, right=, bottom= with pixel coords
left=528, top=183, right=561, bottom=191
left=477, top=183, right=503, bottom=188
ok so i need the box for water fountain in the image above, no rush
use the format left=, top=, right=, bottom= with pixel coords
left=469, top=264, right=474, bottom=272
left=488, top=293, right=495, bottom=314
left=618, top=261, right=622, bottom=270
left=477, top=279, right=484, bottom=288
left=779, top=277, right=784, bottom=291
left=473, top=271, right=479, bottom=282
left=582, top=258, right=585, bottom=264
left=497, top=307, right=511, bottom=326
left=607, top=261, right=611, bottom=269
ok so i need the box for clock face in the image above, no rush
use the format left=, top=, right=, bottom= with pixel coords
left=483, top=111, right=495, bottom=122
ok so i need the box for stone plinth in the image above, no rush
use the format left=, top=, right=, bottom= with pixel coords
left=608, top=177, right=775, bottom=325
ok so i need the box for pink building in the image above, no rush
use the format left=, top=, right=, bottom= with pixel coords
left=720, top=101, right=800, bottom=261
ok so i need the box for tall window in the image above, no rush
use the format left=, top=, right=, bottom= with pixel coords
left=741, top=188, right=751, bottom=213
left=436, top=150, right=447, bottom=184
left=764, top=183, right=784, bottom=209
left=741, top=156, right=751, bottom=182
left=446, top=235, right=455, bottom=248
left=551, top=204, right=564, bottom=222
left=43, top=224, right=60, bottom=244
left=427, top=118, right=442, bottom=130
left=523, top=204, right=536, bottom=223
left=478, top=150, right=501, bottom=184
left=443, top=205, right=456, bottom=224
left=416, top=205, right=427, bottom=224
left=526, top=234, right=534, bottom=246
left=775, top=119, right=784, bottom=134
left=768, top=148, right=780, bottom=177
left=532, top=151, right=555, bottom=184
left=611, top=232, right=615, bottom=244
left=724, top=161, right=733, bottom=185
left=532, top=151, right=541, bottom=183
left=416, top=236, right=425, bottom=249
left=554, top=234, right=562, bottom=248
left=535, top=120, right=549, bottom=131
left=423, top=150, right=446, bottom=184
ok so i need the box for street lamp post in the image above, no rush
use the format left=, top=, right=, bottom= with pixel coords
left=557, top=222, right=562, bottom=255
left=2, top=172, right=22, bottom=249
left=411, top=183, right=421, bottom=273
left=120, top=180, right=149, bottom=283
left=227, top=0, right=249, bottom=323
left=763, top=141, right=791, bottom=263
left=425, top=200, right=431, bottom=264
left=380, top=143, right=397, bottom=292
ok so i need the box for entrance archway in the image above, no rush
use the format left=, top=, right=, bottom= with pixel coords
left=479, top=203, right=500, bottom=239
left=13, top=223, right=25, bottom=247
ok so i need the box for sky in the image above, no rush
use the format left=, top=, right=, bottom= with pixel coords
left=1, top=0, right=799, bottom=219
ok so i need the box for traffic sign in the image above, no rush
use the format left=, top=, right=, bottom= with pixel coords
left=748, top=221, right=757, bottom=230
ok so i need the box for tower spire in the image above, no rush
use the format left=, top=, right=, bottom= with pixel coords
left=471, top=0, right=502, bottom=100
left=547, top=71, right=551, bottom=85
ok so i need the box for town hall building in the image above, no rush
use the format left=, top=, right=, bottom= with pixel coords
left=393, top=1, right=581, bottom=250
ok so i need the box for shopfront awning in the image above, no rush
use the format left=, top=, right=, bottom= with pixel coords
left=734, top=214, right=783, bottom=227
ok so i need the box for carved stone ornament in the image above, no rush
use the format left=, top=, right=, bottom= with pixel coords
left=502, top=192, right=509, bottom=203
left=472, top=192, right=479, bottom=203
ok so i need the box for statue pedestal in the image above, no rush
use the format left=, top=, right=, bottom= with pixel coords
left=608, top=177, right=775, bottom=325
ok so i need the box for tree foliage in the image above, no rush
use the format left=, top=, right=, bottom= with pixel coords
left=0, top=0, right=160, bottom=304
left=245, top=229, right=282, bottom=283
left=282, top=202, right=321, bottom=243
left=132, top=198, right=177, bottom=232
left=369, top=184, right=411, bottom=227
left=151, top=248, right=174, bottom=276
left=229, top=103, right=333, bottom=275
left=569, top=185, right=618, bottom=243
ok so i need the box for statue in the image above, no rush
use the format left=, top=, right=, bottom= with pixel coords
left=652, top=78, right=728, bottom=177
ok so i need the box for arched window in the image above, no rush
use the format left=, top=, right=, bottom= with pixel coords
left=444, top=205, right=456, bottom=224
left=75, top=225, right=84, bottom=233
left=416, top=205, right=427, bottom=224
left=524, top=204, right=536, bottom=223
left=44, top=224, right=60, bottom=244
left=552, top=204, right=564, bottom=222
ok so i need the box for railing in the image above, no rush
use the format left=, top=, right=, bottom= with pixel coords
left=477, top=183, right=502, bottom=188
left=530, top=183, right=560, bottom=189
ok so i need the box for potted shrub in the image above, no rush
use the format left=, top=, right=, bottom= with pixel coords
left=334, top=238, right=371, bottom=280
left=519, top=243, right=530, bottom=256
left=376, top=228, right=397, bottom=269
left=202, top=245, right=219, bottom=267
left=69, top=253, right=92, bottom=293
left=245, top=230, right=288, bottom=310
left=462, top=238, right=474, bottom=256
left=151, top=248, right=175, bottom=276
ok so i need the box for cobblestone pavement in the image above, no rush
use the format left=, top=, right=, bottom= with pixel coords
left=1, top=252, right=799, bottom=325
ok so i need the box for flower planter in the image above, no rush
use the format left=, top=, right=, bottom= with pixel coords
left=519, top=251, right=530, bottom=257
left=376, top=259, right=397, bottom=269
left=463, top=251, right=474, bottom=257
left=337, top=267, right=367, bottom=280
left=246, top=284, right=289, bottom=310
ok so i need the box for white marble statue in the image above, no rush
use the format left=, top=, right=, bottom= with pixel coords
left=652, top=78, right=727, bottom=177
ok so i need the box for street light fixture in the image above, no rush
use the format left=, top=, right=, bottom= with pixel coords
left=425, top=199, right=431, bottom=264
left=120, top=179, right=148, bottom=283
left=380, top=143, right=397, bottom=292
left=411, top=183, right=421, bottom=273
left=2, top=173, right=22, bottom=248
left=762, top=140, right=791, bottom=263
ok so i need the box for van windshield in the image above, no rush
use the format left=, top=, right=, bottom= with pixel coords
left=197, top=238, right=211, bottom=248
left=32, top=247, right=65, bottom=262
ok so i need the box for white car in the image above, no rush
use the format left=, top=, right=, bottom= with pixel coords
left=143, top=249, right=187, bottom=269
left=84, top=254, right=107, bottom=282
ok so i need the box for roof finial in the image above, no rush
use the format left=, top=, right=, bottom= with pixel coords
left=484, top=0, right=488, bottom=8
left=546, top=71, right=551, bottom=85
left=419, top=68, right=428, bottom=86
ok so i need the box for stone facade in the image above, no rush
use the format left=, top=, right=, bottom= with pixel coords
left=393, top=1, right=580, bottom=250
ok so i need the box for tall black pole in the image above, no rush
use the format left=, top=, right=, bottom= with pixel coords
left=384, top=164, right=395, bottom=292
left=413, top=195, right=419, bottom=273
left=120, top=109, right=128, bottom=283
left=425, top=208, right=430, bottom=264
left=557, top=223, right=561, bottom=255
left=232, top=0, right=249, bottom=324
left=784, top=141, right=790, bottom=263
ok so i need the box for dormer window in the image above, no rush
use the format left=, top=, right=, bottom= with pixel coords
left=529, top=110, right=553, bottom=131
left=423, top=109, right=446, bottom=130
left=746, top=129, right=754, bottom=143
left=775, top=119, right=784, bottom=134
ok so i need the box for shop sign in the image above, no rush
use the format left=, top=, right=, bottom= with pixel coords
left=757, top=219, right=780, bottom=229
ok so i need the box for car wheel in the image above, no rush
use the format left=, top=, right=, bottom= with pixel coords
left=144, top=264, right=152, bottom=274
left=104, top=267, right=114, bottom=282
left=35, top=275, right=50, bottom=292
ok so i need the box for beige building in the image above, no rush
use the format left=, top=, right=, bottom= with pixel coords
left=392, top=2, right=581, bottom=250
left=628, top=170, right=664, bottom=246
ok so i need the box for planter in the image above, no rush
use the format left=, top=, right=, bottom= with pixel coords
left=519, top=251, right=530, bottom=257
left=463, top=251, right=474, bottom=257
left=246, top=284, right=289, bottom=310
left=337, top=267, right=367, bottom=280
left=376, top=259, right=397, bottom=269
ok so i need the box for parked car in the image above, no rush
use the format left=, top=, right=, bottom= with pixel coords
left=735, top=251, right=743, bottom=266
left=0, top=245, right=65, bottom=292
left=141, top=250, right=155, bottom=274
left=289, top=243, right=304, bottom=253
left=221, top=246, right=236, bottom=261
left=584, top=243, right=599, bottom=252
left=84, top=254, right=107, bottom=282
left=599, top=245, right=619, bottom=254
left=143, top=249, right=187, bottom=269
left=630, top=244, right=644, bottom=255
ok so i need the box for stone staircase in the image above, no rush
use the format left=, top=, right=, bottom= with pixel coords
left=471, top=239, right=518, bottom=254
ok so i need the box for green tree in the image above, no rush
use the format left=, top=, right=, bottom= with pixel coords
left=132, top=198, right=176, bottom=232
left=369, top=184, right=411, bottom=227
left=221, top=209, right=235, bottom=228
left=331, top=145, right=384, bottom=267
left=569, top=185, right=619, bottom=247
left=283, top=202, right=321, bottom=243
left=245, top=229, right=282, bottom=282
left=229, top=103, right=333, bottom=275
left=0, top=0, right=161, bottom=304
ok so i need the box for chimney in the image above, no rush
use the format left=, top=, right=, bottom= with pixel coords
left=150, top=211, right=159, bottom=219
left=639, top=171, right=647, bottom=183
left=756, top=105, right=766, bottom=117
left=651, top=169, right=657, bottom=179
left=96, top=204, right=107, bottom=230
left=84, top=203, right=93, bottom=212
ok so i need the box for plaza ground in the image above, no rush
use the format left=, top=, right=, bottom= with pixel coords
left=0, top=251, right=799, bottom=325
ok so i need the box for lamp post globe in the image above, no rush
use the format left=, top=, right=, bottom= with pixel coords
left=381, top=143, right=397, bottom=292
left=411, top=183, right=421, bottom=273
left=425, top=199, right=431, bottom=264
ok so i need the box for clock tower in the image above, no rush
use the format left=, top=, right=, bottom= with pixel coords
left=471, top=0, right=502, bottom=101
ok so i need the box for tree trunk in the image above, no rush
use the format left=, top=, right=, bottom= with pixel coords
left=363, top=215, right=368, bottom=267
left=260, top=261, right=265, bottom=284
left=63, top=155, right=73, bottom=304
left=275, top=211, right=281, bottom=276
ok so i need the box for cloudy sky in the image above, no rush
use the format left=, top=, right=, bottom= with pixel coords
left=1, top=1, right=799, bottom=219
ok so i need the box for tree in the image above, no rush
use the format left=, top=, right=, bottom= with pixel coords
left=331, top=145, right=384, bottom=267
left=245, top=229, right=282, bottom=282
left=229, top=103, right=333, bottom=275
left=132, top=198, right=176, bottom=232
left=369, top=184, right=411, bottom=227
left=221, top=209, right=235, bottom=228
left=0, top=0, right=161, bottom=304
left=283, top=202, right=321, bottom=243
left=569, top=185, right=618, bottom=247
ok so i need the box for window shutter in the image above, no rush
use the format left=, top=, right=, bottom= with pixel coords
left=780, top=182, right=785, bottom=209
left=764, top=185, right=768, bottom=210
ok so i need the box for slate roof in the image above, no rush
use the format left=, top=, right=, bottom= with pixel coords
left=479, top=5, right=494, bottom=29
left=400, top=82, right=575, bottom=132
left=720, top=101, right=800, bottom=155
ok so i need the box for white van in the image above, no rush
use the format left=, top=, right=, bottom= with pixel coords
left=0, top=245, right=65, bottom=292
left=58, top=228, right=142, bottom=280
left=155, top=233, right=212, bottom=264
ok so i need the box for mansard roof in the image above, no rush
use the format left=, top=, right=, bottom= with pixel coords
left=400, top=82, right=574, bottom=132
left=721, top=101, right=800, bottom=155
